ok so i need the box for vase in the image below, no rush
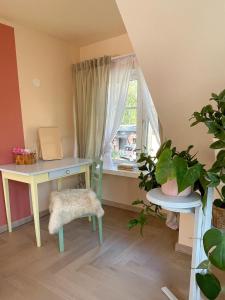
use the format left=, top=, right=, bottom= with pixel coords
left=161, top=179, right=192, bottom=197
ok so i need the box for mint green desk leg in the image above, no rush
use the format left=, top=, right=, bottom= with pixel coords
left=85, top=166, right=92, bottom=223
left=92, top=216, right=96, bottom=231
left=58, top=227, right=64, bottom=252
left=98, top=217, right=103, bottom=244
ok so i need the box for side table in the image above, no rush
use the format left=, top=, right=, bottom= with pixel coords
left=146, top=188, right=213, bottom=300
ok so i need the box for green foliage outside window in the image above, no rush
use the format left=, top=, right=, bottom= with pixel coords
left=122, top=80, right=137, bottom=125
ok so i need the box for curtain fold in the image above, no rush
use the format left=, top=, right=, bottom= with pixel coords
left=135, top=61, right=161, bottom=148
left=73, top=56, right=111, bottom=159
left=102, top=56, right=135, bottom=167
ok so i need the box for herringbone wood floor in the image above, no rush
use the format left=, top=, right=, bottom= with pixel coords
left=0, top=206, right=191, bottom=300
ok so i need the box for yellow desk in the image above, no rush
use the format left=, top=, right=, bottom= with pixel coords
left=0, top=158, right=92, bottom=247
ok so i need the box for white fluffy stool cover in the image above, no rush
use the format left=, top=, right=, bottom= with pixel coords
left=48, top=189, right=104, bottom=234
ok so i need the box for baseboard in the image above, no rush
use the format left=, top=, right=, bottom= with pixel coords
left=0, top=209, right=49, bottom=234
left=102, top=199, right=141, bottom=213
left=175, top=242, right=192, bottom=256
left=0, top=201, right=139, bottom=234
left=0, top=215, right=33, bottom=233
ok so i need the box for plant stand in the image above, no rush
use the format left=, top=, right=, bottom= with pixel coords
left=146, top=188, right=213, bottom=300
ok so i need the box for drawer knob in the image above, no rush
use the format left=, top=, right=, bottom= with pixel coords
left=66, top=170, right=70, bottom=174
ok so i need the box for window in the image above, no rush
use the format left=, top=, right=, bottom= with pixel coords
left=111, top=75, right=160, bottom=163
left=112, top=80, right=137, bottom=162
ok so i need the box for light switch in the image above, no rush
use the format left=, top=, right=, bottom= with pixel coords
left=32, top=78, right=41, bottom=87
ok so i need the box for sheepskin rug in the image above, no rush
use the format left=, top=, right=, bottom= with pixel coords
left=48, top=189, right=104, bottom=234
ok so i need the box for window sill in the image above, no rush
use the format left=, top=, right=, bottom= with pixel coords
left=103, top=163, right=139, bottom=178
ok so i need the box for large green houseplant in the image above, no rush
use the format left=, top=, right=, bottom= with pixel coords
left=191, top=90, right=225, bottom=211
left=128, top=90, right=225, bottom=299
left=128, top=140, right=205, bottom=234
left=190, top=90, right=225, bottom=299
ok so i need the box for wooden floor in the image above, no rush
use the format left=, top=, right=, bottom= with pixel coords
left=0, top=206, right=192, bottom=300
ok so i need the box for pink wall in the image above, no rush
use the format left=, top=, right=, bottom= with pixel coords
left=0, top=23, right=30, bottom=226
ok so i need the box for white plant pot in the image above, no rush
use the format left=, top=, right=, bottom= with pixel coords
left=161, top=179, right=192, bottom=197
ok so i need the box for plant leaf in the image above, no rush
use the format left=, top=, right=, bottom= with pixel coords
left=197, top=260, right=210, bottom=270
left=214, top=199, right=224, bottom=208
left=203, top=228, right=223, bottom=255
left=156, top=140, right=172, bottom=159
left=128, top=219, right=139, bottom=229
left=220, top=175, right=225, bottom=183
left=173, top=156, right=187, bottom=192
left=210, top=140, right=225, bottom=149
left=221, top=186, right=225, bottom=198
left=203, top=228, right=225, bottom=271
left=207, top=172, right=220, bottom=187
left=132, top=199, right=144, bottom=206
left=196, top=273, right=221, bottom=300
left=178, top=164, right=202, bottom=193
left=155, top=148, right=176, bottom=184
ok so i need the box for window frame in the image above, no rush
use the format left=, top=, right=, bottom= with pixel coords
left=112, top=70, right=148, bottom=164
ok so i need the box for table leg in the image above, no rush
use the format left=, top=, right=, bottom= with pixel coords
left=57, top=178, right=62, bottom=192
left=30, top=180, right=41, bottom=247
left=189, top=206, right=203, bottom=300
left=2, top=177, right=12, bottom=232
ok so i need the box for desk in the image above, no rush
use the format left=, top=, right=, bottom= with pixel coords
left=0, top=158, right=92, bottom=247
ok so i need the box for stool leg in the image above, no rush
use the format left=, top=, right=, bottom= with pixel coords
left=98, top=217, right=103, bottom=244
left=58, top=227, right=64, bottom=253
left=92, top=216, right=96, bottom=231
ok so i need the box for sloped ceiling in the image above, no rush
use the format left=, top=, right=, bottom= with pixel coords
left=0, top=0, right=126, bottom=45
left=116, top=0, right=225, bottom=165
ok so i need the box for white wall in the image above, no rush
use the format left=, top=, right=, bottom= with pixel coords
left=115, top=0, right=225, bottom=248
left=0, top=18, right=78, bottom=212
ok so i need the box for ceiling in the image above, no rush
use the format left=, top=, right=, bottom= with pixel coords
left=0, top=0, right=126, bottom=46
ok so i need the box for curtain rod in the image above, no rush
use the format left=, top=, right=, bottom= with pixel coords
left=111, top=53, right=135, bottom=61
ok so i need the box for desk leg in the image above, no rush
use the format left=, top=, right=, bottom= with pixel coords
left=57, top=178, right=62, bottom=192
left=189, top=206, right=203, bottom=300
left=30, top=181, right=41, bottom=247
left=2, top=177, right=12, bottom=232
left=85, top=166, right=90, bottom=189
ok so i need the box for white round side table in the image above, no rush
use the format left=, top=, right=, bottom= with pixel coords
left=146, top=188, right=213, bottom=300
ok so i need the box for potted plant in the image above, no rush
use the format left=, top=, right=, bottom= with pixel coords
left=128, top=140, right=205, bottom=234
left=191, top=90, right=225, bottom=229
left=128, top=89, right=225, bottom=299
left=196, top=228, right=225, bottom=300
left=155, top=143, right=203, bottom=197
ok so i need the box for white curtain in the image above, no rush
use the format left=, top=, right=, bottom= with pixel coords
left=102, top=56, right=135, bottom=167
left=135, top=61, right=161, bottom=147
left=103, top=55, right=160, bottom=166
left=72, top=56, right=111, bottom=159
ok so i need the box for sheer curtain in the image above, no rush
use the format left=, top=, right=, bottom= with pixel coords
left=135, top=61, right=161, bottom=149
left=73, top=56, right=111, bottom=159
left=102, top=56, right=135, bottom=167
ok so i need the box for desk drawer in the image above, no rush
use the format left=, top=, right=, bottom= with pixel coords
left=48, top=166, right=81, bottom=180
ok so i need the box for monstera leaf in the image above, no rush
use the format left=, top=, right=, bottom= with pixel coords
left=155, top=148, right=175, bottom=184
left=196, top=273, right=221, bottom=300
left=173, top=156, right=203, bottom=193
left=204, top=228, right=225, bottom=271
